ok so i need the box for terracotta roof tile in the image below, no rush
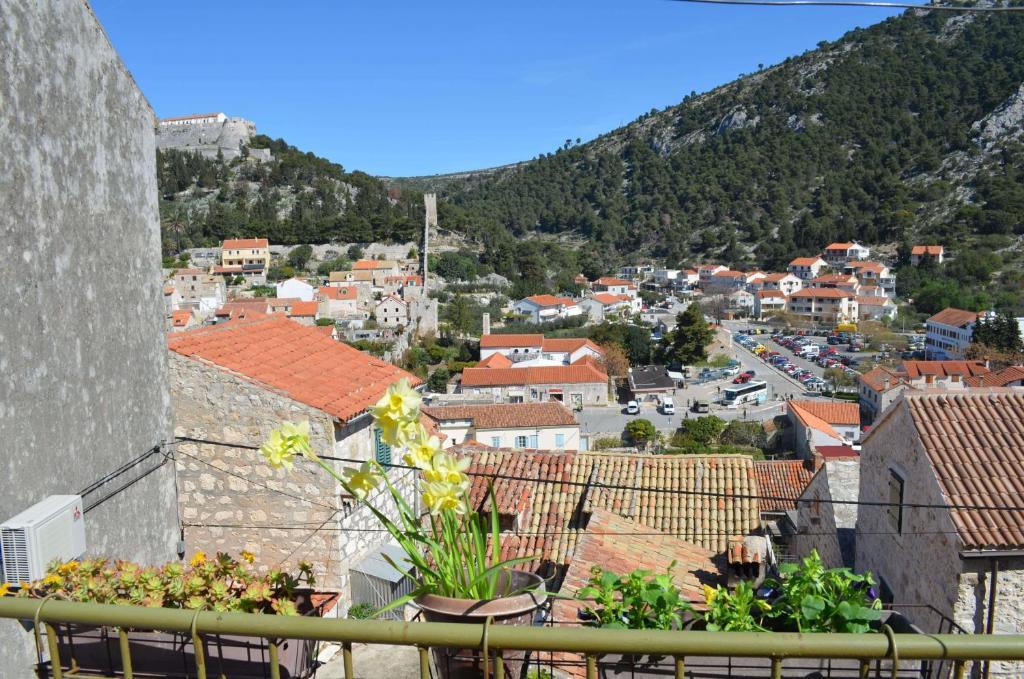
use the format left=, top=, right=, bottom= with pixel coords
left=790, top=288, right=854, bottom=299
left=912, top=245, right=944, bottom=256
left=476, top=353, right=513, bottom=368
left=789, top=257, right=824, bottom=267
left=318, top=286, right=357, bottom=301
left=479, top=334, right=543, bottom=349
left=171, top=310, right=193, bottom=328
left=756, top=290, right=787, bottom=299
left=541, top=338, right=603, bottom=355
left=594, top=277, right=635, bottom=287
left=901, top=361, right=989, bottom=379
left=789, top=400, right=859, bottom=425
left=762, top=272, right=794, bottom=282
left=967, top=366, right=1024, bottom=387
left=524, top=294, right=575, bottom=307
left=860, top=366, right=904, bottom=392
left=901, top=390, right=1024, bottom=550
left=222, top=238, right=269, bottom=249
left=753, top=460, right=816, bottom=512
left=461, top=364, right=607, bottom=387
left=422, top=402, right=578, bottom=429
left=590, top=292, right=631, bottom=305
left=825, top=242, right=855, bottom=251
left=927, top=307, right=983, bottom=328
left=288, top=301, right=318, bottom=317
left=168, top=315, right=419, bottom=422
left=816, top=445, right=859, bottom=458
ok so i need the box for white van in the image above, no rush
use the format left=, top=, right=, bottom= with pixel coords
left=800, top=344, right=820, bottom=357
left=661, top=397, right=675, bottom=415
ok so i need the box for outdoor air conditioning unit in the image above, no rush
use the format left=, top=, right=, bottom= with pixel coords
left=1, top=495, right=86, bottom=584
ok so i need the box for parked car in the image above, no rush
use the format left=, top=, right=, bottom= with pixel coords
left=733, top=374, right=752, bottom=384
left=626, top=400, right=639, bottom=414
left=661, top=397, right=675, bottom=415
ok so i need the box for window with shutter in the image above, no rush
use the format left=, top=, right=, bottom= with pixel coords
left=374, top=428, right=392, bottom=466
left=555, top=433, right=565, bottom=449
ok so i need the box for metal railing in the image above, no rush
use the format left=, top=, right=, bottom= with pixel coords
left=2, top=597, right=1023, bottom=679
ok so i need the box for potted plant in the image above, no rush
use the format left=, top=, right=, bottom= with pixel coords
left=11, top=553, right=334, bottom=678
left=258, top=379, right=547, bottom=676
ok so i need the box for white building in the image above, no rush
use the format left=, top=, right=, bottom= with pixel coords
left=910, top=245, right=944, bottom=266
left=276, top=277, right=315, bottom=302
left=512, top=294, right=581, bottom=324
left=823, top=241, right=870, bottom=266
left=753, top=290, right=788, bottom=321
left=925, top=307, right=990, bottom=359
left=787, top=288, right=859, bottom=325
left=757, top=272, right=803, bottom=296
left=787, top=400, right=860, bottom=459
left=478, top=334, right=603, bottom=367
left=654, top=269, right=681, bottom=287
left=844, top=261, right=895, bottom=295
left=159, top=112, right=227, bottom=127
left=728, top=289, right=754, bottom=310
left=318, top=285, right=361, bottom=318
left=857, top=295, right=897, bottom=321
left=580, top=293, right=639, bottom=322
left=422, top=402, right=582, bottom=451
left=592, top=277, right=638, bottom=299
left=697, top=265, right=728, bottom=286
left=787, top=257, right=828, bottom=281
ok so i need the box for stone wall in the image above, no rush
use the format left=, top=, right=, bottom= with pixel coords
left=1, top=2, right=179, bottom=671
left=955, top=557, right=1024, bottom=677
left=156, top=116, right=258, bottom=160
left=793, top=459, right=859, bottom=568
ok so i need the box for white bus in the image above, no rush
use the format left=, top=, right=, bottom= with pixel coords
left=722, top=381, right=768, bottom=407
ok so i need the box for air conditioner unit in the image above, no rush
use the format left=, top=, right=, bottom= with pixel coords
left=1, top=495, right=86, bottom=584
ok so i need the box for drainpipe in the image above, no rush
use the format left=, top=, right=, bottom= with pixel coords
left=983, top=558, right=999, bottom=679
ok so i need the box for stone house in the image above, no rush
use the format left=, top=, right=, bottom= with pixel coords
left=459, top=360, right=609, bottom=407
left=375, top=294, right=408, bottom=328
left=792, top=450, right=861, bottom=568
left=856, top=390, right=1024, bottom=676
left=318, top=285, right=361, bottom=318
left=172, top=268, right=227, bottom=318
left=422, top=402, right=582, bottom=450
left=286, top=300, right=319, bottom=326
left=858, top=366, right=908, bottom=423
left=167, top=315, right=420, bottom=605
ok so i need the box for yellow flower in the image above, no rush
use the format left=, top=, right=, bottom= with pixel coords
left=240, top=550, right=256, bottom=564
left=704, top=585, right=717, bottom=605
left=0, top=583, right=10, bottom=597
left=371, top=378, right=421, bottom=425
left=42, top=574, right=62, bottom=587
left=423, top=452, right=470, bottom=488
left=421, top=481, right=466, bottom=516
left=403, top=425, right=441, bottom=470
left=190, top=551, right=207, bottom=567
left=375, top=411, right=420, bottom=449
left=343, top=462, right=382, bottom=499
left=57, top=561, right=80, bottom=575
left=260, top=421, right=314, bottom=470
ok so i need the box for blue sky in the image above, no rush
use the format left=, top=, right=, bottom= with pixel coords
left=91, top=0, right=902, bottom=176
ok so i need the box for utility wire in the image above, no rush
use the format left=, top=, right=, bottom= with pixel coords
left=78, top=444, right=163, bottom=496
left=175, top=436, right=1024, bottom=514
left=667, top=0, right=1024, bottom=11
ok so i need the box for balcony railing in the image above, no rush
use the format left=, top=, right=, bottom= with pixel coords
left=2, top=597, right=1023, bottom=679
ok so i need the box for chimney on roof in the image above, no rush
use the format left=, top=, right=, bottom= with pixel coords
left=482, top=313, right=491, bottom=336
left=807, top=450, right=824, bottom=472
left=882, top=377, right=890, bottom=391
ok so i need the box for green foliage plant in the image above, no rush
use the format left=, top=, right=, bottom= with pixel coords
left=702, top=581, right=771, bottom=631
left=767, top=550, right=882, bottom=633
left=578, top=564, right=692, bottom=630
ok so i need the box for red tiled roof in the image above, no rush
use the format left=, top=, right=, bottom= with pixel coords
left=816, top=445, right=860, bottom=459
left=222, top=238, right=269, bottom=249
left=590, top=292, right=631, bottom=305
left=860, top=366, right=904, bottom=392
left=594, top=276, right=635, bottom=287
left=288, top=301, right=318, bottom=317
left=377, top=294, right=406, bottom=307
left=857, top=296, right=894, bottom=306
left=168, top=315, right=419, bottom=422
left=318, top=286, right=357, bottom=301
left=174, top=268, right=207, bottom=276
left=753, top=460, right=816, bottom=512
left=756, top=290, right=787, bottom=299
left=789, top=257, right=824, bottom=267
left=422, top=402, right=578, bottom=429
left=353, top=259, right=381, bottom=270
left=811, top=274, right=858, bottom=285
left=901, top=361, right=989, bottom=379
left=171, top=310, right=193, bottom=328
left=476, top=353, right=513, bottom=368
left=524, top=294, right=575, bottom=307
left=790, top=288, right=854, bottom=299
left=790, top=400, right=860, bottom=425
left=460, top=364, right=607, bottom=387
left=542, top=338, right=603, bottom=355
left=787, top=402, right=846, bottom=440
left=762, top=272, right=794, bottom=282
left=899, top=390, right=1024, bottom=550
left=927, top=307, right=983, bottom=328
left=966, top=366, right=1024, bottom=387
left=215, top=299, right=270, bottom=317
left=848, top=261, right=886, bottom=274
left=212, top=265, right=244, bottom=274
left=479, top=334, right=544, bottom=348
left=825, top=242, right=855, bottom=251
left=912, top=245, right=944, bottom=256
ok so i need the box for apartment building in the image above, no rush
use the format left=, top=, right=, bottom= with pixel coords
left=925, top=307, right=990, bottom=359
left=787, top=288, right=859, bottom=325
left=787, top=257, right=828, bottom=281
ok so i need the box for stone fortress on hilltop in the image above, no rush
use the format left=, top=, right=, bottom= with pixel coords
left=156, top=112, right=271, bottom=161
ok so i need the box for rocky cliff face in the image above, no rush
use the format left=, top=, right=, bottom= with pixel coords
left=156, top=116, right=266, bottom=160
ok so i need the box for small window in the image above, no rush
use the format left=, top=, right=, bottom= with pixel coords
left=514, top=436, right=528, bottom=449
left=529, top=435, right=538, bottom=449
left=374, top=428, right=392, bottom=466
left=886, top=469, right=905, bottom=534
left=555, top=433, right=565, bottom=449
left=491, top=436, right=501, bottom=448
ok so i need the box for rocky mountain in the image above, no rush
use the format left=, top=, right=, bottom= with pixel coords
left=410, top=8, right=1024, bottom=275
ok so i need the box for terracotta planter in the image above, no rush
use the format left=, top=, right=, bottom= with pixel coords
left=48, top=590, right=337, bottom=679
left=415, top=570, right=547, bottom=679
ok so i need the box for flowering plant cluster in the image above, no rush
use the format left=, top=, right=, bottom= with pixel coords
left=259, top=379, right=533, bottom=607
left=3, top=552, right=314, bottom=615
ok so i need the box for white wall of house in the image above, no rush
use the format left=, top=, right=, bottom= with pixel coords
left=477, top=425, right=581, bottom=450
left=276, top=278, right=315, bottom=302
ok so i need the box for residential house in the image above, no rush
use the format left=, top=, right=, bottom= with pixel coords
left=353, top=259, right=402, bottom=286
left=573, top=273, right=590, bottom=288
left=275, top=277, right=315, bottom=302
left=422, top=402, right=582, bottom=450
left=758, top=272, right=803, bottom=296
left=709, top=270, right=749, bottom=291
left=926, top=307, right=991, bottom=359
left=911, top=245, right=945, bottom=265
left=753, top=458, right=819, bottom=559
left=899, top=360, right=990, bottom=389
left=857, top=295, right=897, bottom=321
left=858, top=366, right=908, bottom=423
left=592, top=276, right=638, bottom=299
left=512, top=294, right=581, bottom=324
left=627, top=365, right=677, bottom=402
left=375, top=295, right=408, bottom=328
left=654, top=269, right=681, bottom=287
left=787, top=288, right=859, bottom=326
left=172, top=268, right=227, bottom=317
left=788, top=257, right=828, bottom=281
left=221, top=237, right=270, bottom=269
left=287, top=300, right=319, bottom=326
left=823, top=241, right=870, bottom=266
left=728, top=289, right=755, bottom=311
left=787, top=400, right=861, bottom=458
left=809, top=273, right=861, bottom=293
left=169, top=309, right=198, bottom=333
left=317, top=285, right=361, bottom=318
left=618, top=264, right=655, bottom=281
left=211, top=263, right=266, bottom=286
left=792, top=451, right=861, bottom=568
left=459, top=359, right=609, bottom=407
left=966, top=366, right=1024, bottom=388
left=167, top=315, right=421, bottom=600
left=681, top=269, right=700, bottom=287
left=398, top=274, right=424, bottom=300
left=856, top=390, right=1024, bottom=661
left=753, top=290, right=788, bottom=321
left=698, top=264, right=728, bottom=286
left=580, top=293, right=638, bottom=322
left=845, top=261, right=896, bottom=295
left=164, top=284, right=182, bottom=315
left=214, top=298, right=272, bottom=323
left=478, top=334, right=604, bottom=366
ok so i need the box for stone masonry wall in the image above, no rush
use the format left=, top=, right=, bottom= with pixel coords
left=793, top=460, right=859, bottom=568
left=955, top=557, right=1024, bottom=677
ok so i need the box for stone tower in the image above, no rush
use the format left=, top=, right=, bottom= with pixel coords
left=423, top=193, right=437, bottom=295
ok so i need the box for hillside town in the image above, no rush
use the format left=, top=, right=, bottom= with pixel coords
left=5, top=3, right=1024, bottom=679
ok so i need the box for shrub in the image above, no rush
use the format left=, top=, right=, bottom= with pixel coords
left=348, top=602, right=376, bottom=619
left=720, top=420, right=767, bottom=449
left=682, top=415, right=727, bottom=446
left=591, top=436, right=623, bottom=450
left=625, top=418, right=656, bottom=446
left=579, top=565, right=692, bottom=630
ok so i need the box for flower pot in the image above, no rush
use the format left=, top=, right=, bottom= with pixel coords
left=414, top=570, right=547, bottom=679
left=47, top=590, right=337, bottom=679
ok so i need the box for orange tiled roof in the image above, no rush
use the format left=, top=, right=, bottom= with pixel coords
left=756, top=290, right=787, bottom=299
left=222, top=238, right=269, bottom=249
left=422, top=402, right=578, bottom=429
left=590, top=292, right=631, bottom=305
left=476, top=353, right=513, bottom=368
left=461, top=364, right=607, bottom=387
left=860, top=366, right=904, bottom=392
left=542, top=338, right=603, bottom=355
left=824, top=242, right=855, bottom=251
left=464, top=449, right=760, bottom=564
left=856, top=296, right=894, bottom=306
left=171, top=310, right=193, bottom=328
left=174, top=268, right=207, bottom=276
left=288, top=301, right=318, bottom=317
left=790, top=400, right=860, bottom=425
left=762, top=272, right=794, bottom=282
left=215, top=299, right=270, bottom=317
left=713, top=270, right=746, bottom=279
left=966, top=366, right=1024, bottom=387
left=524, top=294, right=575, bottom=307
left=753, top=460, right=816, bottom=513
left=353, top=259, right=381, bottom=270
left=479, top=334, right=544, bottom=348
left=318, top=286, right=357, bottom=301
left=900, top=360, right=989, bottom=379
left=593, top=276, right=635, bottom=287
left=848, top=261, right=886, bottom=274
left=168, top=315, right=419, bottom=422
left=896, top=390, right=1024, bottom=550
left=789, top=257, right=824, bottom=267
left=927, top=307, right=983, bottom=328
left=912, top=245, right=944, bottom=256
left=811, top=274, right=858, bottom=285
left=787, top=402, right=847, bottom=440
left=790, top=288, right=854, bottom=299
